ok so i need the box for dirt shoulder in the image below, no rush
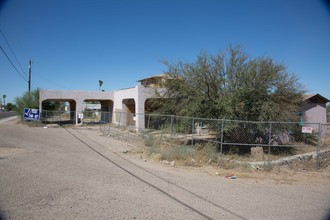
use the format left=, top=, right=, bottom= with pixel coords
left=71, top=124, right=330, bottom=186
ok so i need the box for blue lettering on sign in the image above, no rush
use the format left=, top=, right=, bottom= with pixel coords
left=23, top=108, right=40, bottom=121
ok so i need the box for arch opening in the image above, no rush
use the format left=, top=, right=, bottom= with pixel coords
left=41, top=99, right=76, bottom=124
left=83, top=99, right=114, bottom=124
left=122, top=98, right=136, bottom=126
left=144, top=98, right=165, bottom=130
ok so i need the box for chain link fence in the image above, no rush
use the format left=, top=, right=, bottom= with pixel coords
left=99, top=111, right=141, bottom=145
left=136, top=114, right=329, bottom=169
left=38, top=110, right=76, bottom=127
left=35, top=110, right=330, bottom=169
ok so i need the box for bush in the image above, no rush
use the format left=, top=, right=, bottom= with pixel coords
left=160, top=145, right=196, bottom=161
left=14, top=89, right=39, bottom=119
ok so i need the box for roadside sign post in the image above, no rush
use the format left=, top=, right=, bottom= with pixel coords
left=23, top=108, right=40, bottom=121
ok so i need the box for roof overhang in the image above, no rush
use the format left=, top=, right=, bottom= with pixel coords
left=304, top=93, right=330, bottom=103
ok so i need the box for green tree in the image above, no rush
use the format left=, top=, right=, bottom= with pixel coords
left=42, top=101, right=65, bottom=111
left=156, top=46, right=305, bottom=122
left=14, top=89, right=39, bottom=118
left=6, top=102, right=14, bottom=111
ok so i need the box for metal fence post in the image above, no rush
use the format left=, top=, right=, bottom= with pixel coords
left=108, top=112, right=111, bottom=135
left=58, top=111, right=61, bottom=128
left=316, top=123, right=322, bottom=169
left=101, top=111, right=104, bottom=133
left=73, top=111, right=76, bottom=129
left=147, top=114, right=151, bottom=130
left=168, top=115, right=173, bottom=146
left=170, top=115, right=174, bottom=140
left=99, top=111, right=102, bottom=132
left=219, top=119, right=224, bottom=162
left=191, top=117, right=195, bottom=145
left=268, top=122, right=272, bottom=166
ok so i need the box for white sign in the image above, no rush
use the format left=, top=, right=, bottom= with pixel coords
left=302, top=127, right=313, bottom=134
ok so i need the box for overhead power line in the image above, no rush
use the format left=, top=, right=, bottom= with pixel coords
left=33, top=71, right=72, bottom=90
left=0, top=45, right=28, bottom=82
left=0, top=29, right=27, bottom=78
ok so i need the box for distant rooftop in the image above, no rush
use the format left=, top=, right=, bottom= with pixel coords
left=304, top=93, right=329, bottom=103
left=137, top=73, right=169, bottom=88
left=137, top=73, right=168, bottom=82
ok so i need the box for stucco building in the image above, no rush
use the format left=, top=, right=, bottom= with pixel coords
left=39, top=75, right=165, bottom=129
left=302, top=93, right=329, bottom=124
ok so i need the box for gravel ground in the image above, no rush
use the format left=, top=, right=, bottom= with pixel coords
left=0, top=118, right=329, bottom=220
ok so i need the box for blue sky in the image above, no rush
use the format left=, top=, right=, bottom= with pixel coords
left=0, top=0, right=329, bottom=104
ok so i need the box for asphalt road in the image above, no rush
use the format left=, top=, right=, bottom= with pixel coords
left=0, top=111, right=16, bottom=120
left=0, top=119, right=329, bottom=220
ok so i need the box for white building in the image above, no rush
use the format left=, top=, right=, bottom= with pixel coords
left=39, top=74, right=166, bottom=129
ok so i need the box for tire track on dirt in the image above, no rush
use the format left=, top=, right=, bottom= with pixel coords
left=64, top=127, right=247, bottom=220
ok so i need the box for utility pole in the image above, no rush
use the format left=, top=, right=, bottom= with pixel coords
left=28, top=60, right=32, bottom=95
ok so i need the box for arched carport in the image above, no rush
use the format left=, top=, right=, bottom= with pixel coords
left=84, top=99, right=114, bottom=123
left=40, top=90, right=114, bottom=124
left=41, top=99, right=76, bottom=123
left=40, top=85, right=165, bottom=129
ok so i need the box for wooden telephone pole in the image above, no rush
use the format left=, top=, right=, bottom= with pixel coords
left=28, top=60, right=32, bottom=95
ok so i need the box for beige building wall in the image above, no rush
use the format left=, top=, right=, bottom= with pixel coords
left=39, top=85, right=164, bottom=129
left=303, top=102, right=327, bottom=124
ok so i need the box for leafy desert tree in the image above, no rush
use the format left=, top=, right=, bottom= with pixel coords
left=155, top=46, right=305, bottom=123
left=42, top=100, right=65, bottom=111
left=14, top=89, right=40, bottom=118
left=6, top=102, right=14, bottom=111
